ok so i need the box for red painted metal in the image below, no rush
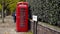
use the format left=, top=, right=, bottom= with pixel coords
left=16, top=2, right=28, bottom=32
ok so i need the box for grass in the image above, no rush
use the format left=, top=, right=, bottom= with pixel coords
left=26, top=31, right=33, bottom=34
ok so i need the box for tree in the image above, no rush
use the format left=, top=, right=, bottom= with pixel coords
left=0, top=0, right=26, bottom=23
left=0, top=4, right=2, bottom=11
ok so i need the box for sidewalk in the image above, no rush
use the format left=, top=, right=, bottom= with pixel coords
left=0, top=16, right=33, bottom=34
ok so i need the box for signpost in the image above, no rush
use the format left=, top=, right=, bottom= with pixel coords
left=32, top=15, right=38, bottom=34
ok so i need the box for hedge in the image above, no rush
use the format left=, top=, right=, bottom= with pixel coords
left=27, top=0, right=60, bottom=27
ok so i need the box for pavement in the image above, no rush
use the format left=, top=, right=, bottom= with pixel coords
left=0, top=16, right=33, bottom=34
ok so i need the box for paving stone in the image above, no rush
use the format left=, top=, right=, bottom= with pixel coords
left=0, top=16, right=32, bottom=34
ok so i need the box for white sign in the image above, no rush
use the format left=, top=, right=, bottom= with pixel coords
left=32, top=15, right=37, bottom=21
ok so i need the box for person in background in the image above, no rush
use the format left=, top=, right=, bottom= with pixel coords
left=12, top=12, right=16, bottom=23
left=28, top=5, right=32, bottom=31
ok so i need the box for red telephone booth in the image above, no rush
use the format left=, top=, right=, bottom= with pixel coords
left=16, top=2, right=28, bottom=32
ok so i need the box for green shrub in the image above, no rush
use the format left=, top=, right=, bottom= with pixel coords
left=28, top=0, right=60, bottom=27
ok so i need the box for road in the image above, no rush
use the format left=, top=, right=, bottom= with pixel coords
left=0, top=16, right=32, bottom=34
